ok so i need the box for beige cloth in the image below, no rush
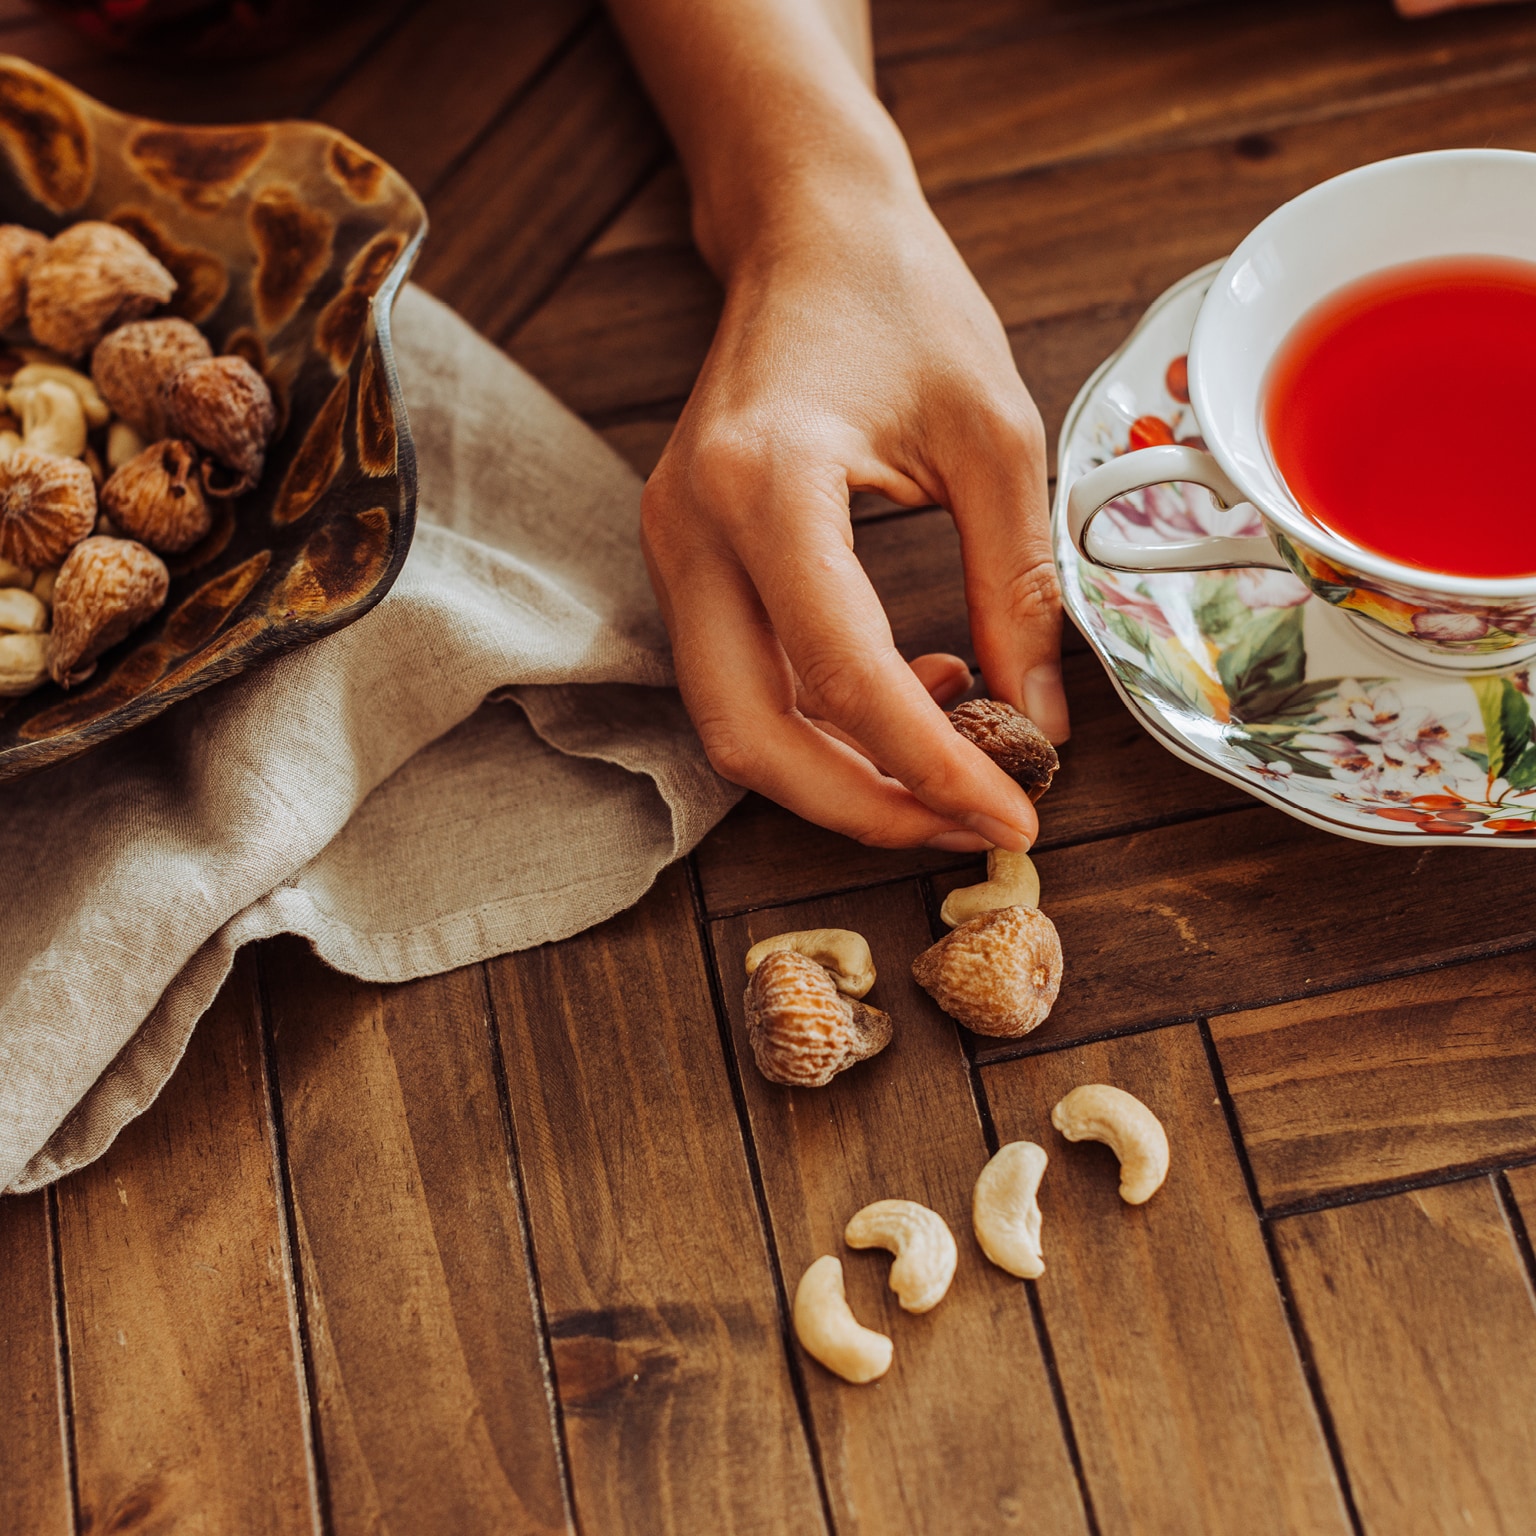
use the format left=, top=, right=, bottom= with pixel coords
left=0, top=285, right=738, bottom=1194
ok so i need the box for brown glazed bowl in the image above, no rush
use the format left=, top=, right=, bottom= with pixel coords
left=0, top=54, right=424, bottom=782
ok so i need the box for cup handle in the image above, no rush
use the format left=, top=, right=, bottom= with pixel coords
left=1066, top=444, right=1290, bottom=573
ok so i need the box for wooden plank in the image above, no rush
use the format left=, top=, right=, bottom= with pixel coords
left=54, top=956, right=316, bottom=1536
left=416, top=21, right=665, bottom=343
left=587, top=160, right=690, bottom=258
left=516, top=71, right=1536, bottom=422
left=983, top=1026, right=1350, bottom=1535
left=597, top=414, right=677, bottom=479
left=711, top=884, right=1089, bottom=1536
left=938, top=70, right=1536, bottom=335
left=1011, top=300, right=1149, bottom=474
left=262, top=946, right=571, bottom=1536
left=1211, top=953, right=1536, bottom=1211
left=1275, top=1179, right=1536, bottom=1536
left=1, top=3, right=417, bottom=125
left=1508, top=1162, right=1536, bottom=1239
left=939, top=805, right=1536, bottom=1060
left=888, top=0, right=1536, bottom=194
left=483, top=865, right=827, bottom=1536
left=0, top=1191, right=69, bottom=1536
left=871, top=0, right=1182, bottom=61
left=510, top=245, right=719, bottom=417
left=317, top=0, right=593, bottom=194
left=695, top=644, right=1249, bottom=915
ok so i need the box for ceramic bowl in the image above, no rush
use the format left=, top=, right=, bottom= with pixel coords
left=0, top=54, right=425, bottom=783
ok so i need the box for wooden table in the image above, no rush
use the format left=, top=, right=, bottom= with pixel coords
left=5, top=3, right=1536, bottom=1531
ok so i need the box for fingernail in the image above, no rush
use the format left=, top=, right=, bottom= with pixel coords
left=965, top=811, right=1032, bottom=851
left=1024, top=661, right=1071, bottom=743
left=924, top=830, right=994, bottom=852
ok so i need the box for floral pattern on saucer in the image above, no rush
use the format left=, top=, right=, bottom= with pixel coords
left=1054, top=261, right=1536, bottom=843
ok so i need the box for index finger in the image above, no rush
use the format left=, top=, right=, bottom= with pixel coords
left=737, top=498, right=1040, bottom=849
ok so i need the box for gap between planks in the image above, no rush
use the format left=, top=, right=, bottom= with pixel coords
left=473, top=960, right=583, bottom=1536
left=680, top=857, right=840, bottom=1535
left=1196, top=1019, right=1367, bottom=1536
left=255, top=950, right=337, bottom=1536
left=919, top=870, right=1105, bottom=1536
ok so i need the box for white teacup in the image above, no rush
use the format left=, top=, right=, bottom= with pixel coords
left=1066, top=149, right=1536, bottom=671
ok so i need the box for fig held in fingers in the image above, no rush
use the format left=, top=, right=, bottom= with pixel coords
left=948, top=698, right=1058, bottom=800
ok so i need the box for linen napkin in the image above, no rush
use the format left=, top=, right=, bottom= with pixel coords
left=0, top=284, right=739, bottom=1194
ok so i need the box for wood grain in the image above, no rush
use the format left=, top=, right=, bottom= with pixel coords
left=54, top=957, right=315, bottom=1536
left=263, top=945, right=571, bottom=1536
left=983, top=1026, right=1350, bottom=1535
left=871, top=0, right=1184, bottom=61
left=888, top=0, right=1536, bottom=193
left=588, top=160, right=691, bottom=258
left=1211, top=954, right=1536, bottom=1211
left=1275, top=1179, right=1536, bottom=1536
left=518, top=71, right=1536, bottom=424
left=938, top=71, right=1536, bottom=335
left=318, top=0, right=593, bottom=194
left=695, top=645, right=1248, bottom=916
left=711, top=884, right=1089, bottom=1536
left=2, top=2, right=417, bottom=124
left=0, top=1191, right=68, bottom=1536
left=510, top=245, right=720, bottom=417
left=937, top=806, right=1536, bottom=1060
left=1507, top=1163, right=1536, bottom=1246
left=484, top=865, right=827, bottom=1536
left=417, top=21, right=665, bottom=344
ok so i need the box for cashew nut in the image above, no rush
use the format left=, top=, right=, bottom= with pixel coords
left=940, top=848, right=1040, bottom=928
left=793, top=1255, right=893, bottom=1384
left=0, top=557, right=32, bottom=587
left=844, top=1199, right=957, bottom=1313
left=972, top=1142, right=1048, bottom=1279
left=32, top=567, right=56, bottom=607
left=0, top=631, right=48, bottom=695
left=11, top=363, right=110, bottom=428
left=0, top=430, right=20, bottom=462
left=744, top=928, right=876, bottom=998
left=106, top=418, right=146, bottom=471
left=1051, top=1084, right=1169, bottom=1205
left=0, top=586, right=46, bottom=633
left=11, top=380, right=87, bottom=459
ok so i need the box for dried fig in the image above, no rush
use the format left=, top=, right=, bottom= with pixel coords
left=101, top=440, right=210, bottom=554
left=27, top=223, right=177, bottom=358
left=0, top=225, right=48, bottom=332
left=49, top=535, right=168, bottom=687
left=0, top=448, right=96, bottom=568
left=744, top=948, right=893, bottom=1087
left=164, top=355, right=275, bottom=496
left=949, top=699, right=1059, bottom=800
left=912, top=904, right=1063, bottom=1037
left=92, top=317, right=211, bottom=440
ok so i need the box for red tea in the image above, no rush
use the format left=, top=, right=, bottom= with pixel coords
left=1264, top=256, right=1536, bottom=579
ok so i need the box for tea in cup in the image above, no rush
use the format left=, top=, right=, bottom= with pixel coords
left=1066, top=149, right=1536, bottom=668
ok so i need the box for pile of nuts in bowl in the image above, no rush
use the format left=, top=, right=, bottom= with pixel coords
left=0, top=220, right=276, bottom=698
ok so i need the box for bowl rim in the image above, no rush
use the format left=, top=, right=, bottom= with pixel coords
left=0, top=57, right=427, bottom=783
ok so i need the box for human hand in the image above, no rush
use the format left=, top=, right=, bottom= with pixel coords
left=641, top=181, right=1066, bottom=852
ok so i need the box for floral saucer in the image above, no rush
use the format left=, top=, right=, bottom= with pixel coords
left=1054, top=261, right=1536, bottom=845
